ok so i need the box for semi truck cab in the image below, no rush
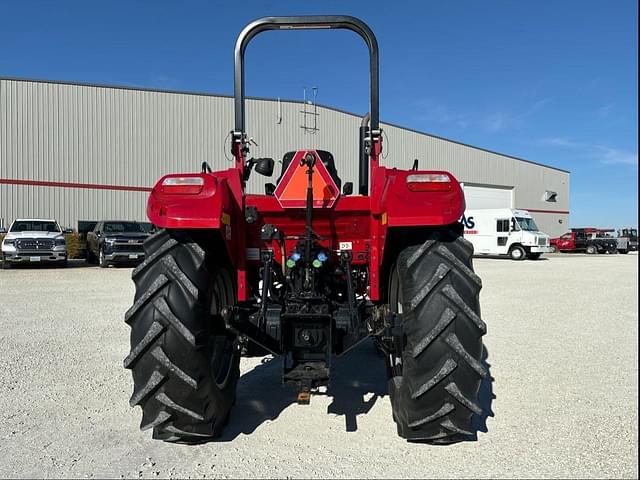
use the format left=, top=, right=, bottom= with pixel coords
left=462, top=208, right=552, bottom=260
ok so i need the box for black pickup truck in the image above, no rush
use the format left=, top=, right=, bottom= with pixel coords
left=86, top=221, right=153, bottom=267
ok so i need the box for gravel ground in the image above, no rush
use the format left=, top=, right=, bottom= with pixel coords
left=0, top=253, right=637, bottom=479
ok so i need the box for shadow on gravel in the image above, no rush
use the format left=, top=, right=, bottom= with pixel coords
left=219, top=342, right=494, bottom=442
left=469, top=346, right=495, bottom=441
left=474, top=255, right=549, bottom=261
left=219, top=341, right=387, bottom=441
left=326, top=341, right=388, bottom=432
left=1, top=259, right=95, bottom=269
left=219, top=356, right=295, bottom=441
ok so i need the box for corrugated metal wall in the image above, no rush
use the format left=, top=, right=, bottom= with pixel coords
left=0, top=78, right=569, bottom=236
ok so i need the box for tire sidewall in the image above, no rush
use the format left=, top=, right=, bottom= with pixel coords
left=99, top=246, right=108, bottom=267
left=510, top=245, right=525, bottom=260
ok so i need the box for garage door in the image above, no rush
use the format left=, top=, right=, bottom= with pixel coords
left=462, top=184, right=513, bottom=209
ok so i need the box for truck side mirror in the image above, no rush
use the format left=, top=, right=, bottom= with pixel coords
left=0, top=227, right=6, bottom=234
left=63, top=228, right=73, bottom=234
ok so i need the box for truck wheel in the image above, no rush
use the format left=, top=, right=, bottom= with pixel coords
left=619, top=249, right=629, bottom=254
left=99, top=247, right=109, bottom=268
left=509, top=245, right=525, bottom=260
left=386, top=232, right=487, bottom=442
left=586, top=245, right=597, bottom=255
left=549, top=245, right=558, bottom=253
left=124, top=229, right=240, bottom=443
left=1, top=255, right=10, bottom=269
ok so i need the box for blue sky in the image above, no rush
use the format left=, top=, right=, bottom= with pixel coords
left=1, top=0, right=637, bottom=228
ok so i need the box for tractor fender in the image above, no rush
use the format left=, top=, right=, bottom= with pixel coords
left=147, top=168, right=244, bottom=263
left=370, top=167, right=465, bottom=227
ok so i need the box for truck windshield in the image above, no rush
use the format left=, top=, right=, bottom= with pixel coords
left=515, top=217, right=539, bottom=231
left=103, top=222, right=145, bottom=233
left=10, top=220, right=61, bottom=233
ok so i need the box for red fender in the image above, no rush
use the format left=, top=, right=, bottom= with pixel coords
left=371, top=166, right=465, bottom=226
left=147, top=168, right=244, bottom=266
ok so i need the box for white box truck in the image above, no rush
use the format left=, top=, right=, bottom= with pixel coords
left=461, top=208, right=552, bottom=260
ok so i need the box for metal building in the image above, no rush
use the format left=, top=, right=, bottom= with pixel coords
left=0, top=78, right=569, bottom=236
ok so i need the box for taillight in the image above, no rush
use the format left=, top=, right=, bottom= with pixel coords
left=161, top=176, right=205, bottom=195
left=406, top=173, right=452, bottom=192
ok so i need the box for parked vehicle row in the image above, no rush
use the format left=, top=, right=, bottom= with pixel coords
left=1, top=215, right=634, bottom=269
left=550, top=228, right=621, bottom=254
left=1, top=218, right=154, bottom=268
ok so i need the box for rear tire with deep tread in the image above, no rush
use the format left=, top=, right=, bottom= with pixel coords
left=387, top=230, right=486, bottom=442
left=124, top=229, right=240, bottom=443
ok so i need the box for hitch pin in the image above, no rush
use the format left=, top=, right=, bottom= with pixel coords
left=297, top=388, right=311, bottom=405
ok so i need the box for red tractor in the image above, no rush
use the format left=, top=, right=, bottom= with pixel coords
left=124, top=16, right=486, bottom=444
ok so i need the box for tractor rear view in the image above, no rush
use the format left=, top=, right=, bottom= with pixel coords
left=124, top=16, right=487, bottom=444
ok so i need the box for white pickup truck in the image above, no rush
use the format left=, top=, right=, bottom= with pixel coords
left=1, top=218, right=70, bottom=268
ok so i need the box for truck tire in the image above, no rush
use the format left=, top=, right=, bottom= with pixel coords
left=99, top=246, right=109, bottom=268
left=386, top=231, right=487, bottom=443
left=549, top=245, right=558, bottom=253
left=619, top=249, right=629, bottom=254
left=586, top=244, right=597, bottom=255
left=124, top=229, right=240, bottom=443
left=509, top=245, right=525, bottom=260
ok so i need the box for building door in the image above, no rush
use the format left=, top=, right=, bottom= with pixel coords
left=462, top=184, right=513, bottom=209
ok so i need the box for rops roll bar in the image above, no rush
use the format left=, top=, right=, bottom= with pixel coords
left=233, top=16, right=380, bottom=195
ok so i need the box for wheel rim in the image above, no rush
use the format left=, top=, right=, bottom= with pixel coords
left=387, top=264, right=404, bottom=375
left=209, top=268, right=236, bottom=388
left=512, top=248, right=523, bottom=259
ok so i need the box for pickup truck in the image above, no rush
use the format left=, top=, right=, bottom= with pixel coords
left=1, top=218, right=71, bottom=268
left=86, top=220, right=151, bottom=267
left=550, top=228, right=618, bottom=254
left=594, top=228, right=637, bottom=254
left=617, top=228, right=638, bottom=253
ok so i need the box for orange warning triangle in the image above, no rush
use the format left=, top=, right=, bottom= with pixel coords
left=274, top=150, right=339, bottom=208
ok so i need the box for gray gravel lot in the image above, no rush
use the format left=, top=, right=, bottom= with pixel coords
left=0, top=253, right=637, bottom=479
